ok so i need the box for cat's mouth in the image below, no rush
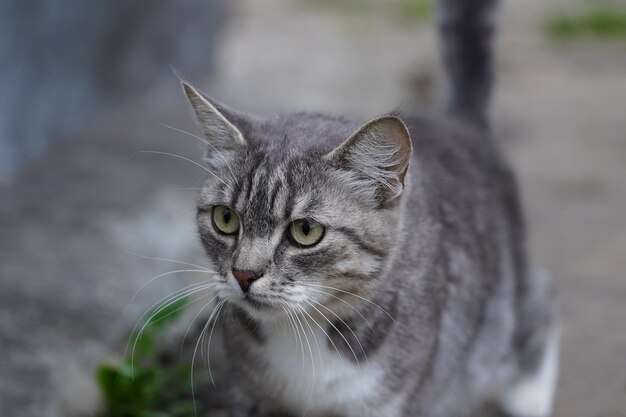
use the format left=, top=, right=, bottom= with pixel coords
left=242, top=293, right=276, bottom=310
left=230, top=292, right=287, bottom=321
left=217, top=280, right=285, bottom=320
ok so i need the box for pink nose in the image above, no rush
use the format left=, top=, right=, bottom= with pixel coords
left=232, top=269, right=262, bottom=292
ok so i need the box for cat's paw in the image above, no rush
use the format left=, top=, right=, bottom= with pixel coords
left=498, top=326, right=559, bottom=417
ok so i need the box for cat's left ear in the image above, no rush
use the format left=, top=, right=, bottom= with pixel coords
left=325, top=116, right=412, bottom=205
left=182, top=81, right=247, bottom=166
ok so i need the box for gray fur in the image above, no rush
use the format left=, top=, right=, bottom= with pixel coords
left=184, top=107, right=554, bottom=417
left=180, top=0, right=555, bottom=415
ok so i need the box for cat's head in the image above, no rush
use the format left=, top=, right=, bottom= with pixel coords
left=183, top=82, right=412, bottom=321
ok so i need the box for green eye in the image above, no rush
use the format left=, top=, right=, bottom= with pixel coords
left=288, top=219, right=325, bottom=247
left=212, top=205, right=240, bottom=235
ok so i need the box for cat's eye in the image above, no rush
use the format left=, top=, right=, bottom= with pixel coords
left=212, top=205, right=240, bottom=235
left=288, top=219, right=325, bottom=247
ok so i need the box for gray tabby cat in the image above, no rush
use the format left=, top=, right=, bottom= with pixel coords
left=181, top=0, right=558, bottom=416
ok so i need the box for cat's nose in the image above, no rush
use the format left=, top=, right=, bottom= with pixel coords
left=232, top=269, right=263, bottom=292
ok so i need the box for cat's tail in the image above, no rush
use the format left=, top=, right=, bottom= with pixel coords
left=437, top=0, right=498, bottom=131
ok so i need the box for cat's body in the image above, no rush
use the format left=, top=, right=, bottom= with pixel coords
left=180, top=0, right=558, bottom=416
left=212, top=114, right=555, bottom=417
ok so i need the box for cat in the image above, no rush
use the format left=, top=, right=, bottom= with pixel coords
left=179, top=0, right=558, bottom=416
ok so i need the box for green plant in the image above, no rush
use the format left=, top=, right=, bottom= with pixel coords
left=402, top=0, right=432, bottom=21
left=97, top=297, right=207, bottom=417
left=546, top=8, right=626, bottom=39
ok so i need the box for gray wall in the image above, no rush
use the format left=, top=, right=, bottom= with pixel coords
left=0, top=0, right=225, bottom=181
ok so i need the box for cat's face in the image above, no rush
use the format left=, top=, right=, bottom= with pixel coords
left=184, top=82, right=412, bottom=321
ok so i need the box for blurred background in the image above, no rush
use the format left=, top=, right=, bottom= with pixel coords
left=0, top=0, right=625, bottom=416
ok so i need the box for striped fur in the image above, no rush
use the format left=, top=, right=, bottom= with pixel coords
left=180, top=0, right=557, bottom=415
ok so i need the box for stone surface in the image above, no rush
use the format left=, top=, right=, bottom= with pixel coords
left=0, top=102, right=212, bottom=416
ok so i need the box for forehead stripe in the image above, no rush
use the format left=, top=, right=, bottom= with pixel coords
left=229, top=176, right=243, bottom=207
left=283, top=159, right=299, bottom=219
left=269, top=177, right=284, bottom=214
left=244, top=154, right=264, bottom=205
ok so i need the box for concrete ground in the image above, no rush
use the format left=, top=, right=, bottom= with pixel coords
left=1, top=0, right=624, bottom=416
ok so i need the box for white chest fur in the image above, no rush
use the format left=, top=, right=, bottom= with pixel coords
left=258, top=316, right=383, bottom=416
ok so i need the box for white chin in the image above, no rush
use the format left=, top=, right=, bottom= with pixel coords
left=220, top=288, right=286, bottom=321
left=236, top=298, right=285, bottom=322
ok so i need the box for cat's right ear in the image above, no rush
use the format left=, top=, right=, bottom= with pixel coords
left=182, top=82, right=247, bottom=165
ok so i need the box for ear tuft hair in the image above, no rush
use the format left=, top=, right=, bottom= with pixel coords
left=325, top=116, right=412, bottom=206
left=181, top=81, right=247, bottom=167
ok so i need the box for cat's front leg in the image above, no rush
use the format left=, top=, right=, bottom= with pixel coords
left=228, top=387, right=294, bottom=417
left=229, top=403, right=294, bottom=417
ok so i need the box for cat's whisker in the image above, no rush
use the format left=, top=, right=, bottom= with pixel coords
left=291, top=306, right=308, bottom=373
left=300, top=282, right=395, bottom=322
left=132, top=281, right=212, bottom=326
left=180, top=293, right=221, bottom=358
left=281, top=301, right=306, bottom=363
left=127, top=252, right=214, bottom=271
left=158, top=122, right=240, bottom=186
left=282, top=306, right=298, bottom=344
left=199, top=298, right=220, bottom=371
left=134, top=150, right=233, bottom=192
left=123, top=281, right=215, bottom=367
left=129, top=268, right=216, bottom=305
left=176, top=207, right=200, bottom=219
left=289, top=307, right=306, bottom=364
left=228, top=303, right=234, bottom=324
left=295, top=304, right=323, bottom=362
left=190, top=299, right=226, bottom=416
left=188, top=297, right=216, bottom=368
left=191, top=301, right=217, bottom=416
left=159, top=121, right=210, bottom=146
left=301, top=286, right=375, bottom=334
left=292, top=300, right=344, bottom=366
left=307, top=297, right=369, bottom=367
left=303, top=298, right=361, bottom=368
left=293, top=305, right=316, bottom=417
left=130, top=282, right=218, bottom=373
left=119, top=253, right=214, bottom=326
left=281, top=305, right=304, bottom=362
left=205, top=299, right=226, bottom=386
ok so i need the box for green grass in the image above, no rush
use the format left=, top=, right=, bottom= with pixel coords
left=96, top=297, right=209, bottom=417
left=546, top=9, right=626, bottom=39
left=296, top=0, right=432, bottom=23
left=402, top=0, right=432, bottom=22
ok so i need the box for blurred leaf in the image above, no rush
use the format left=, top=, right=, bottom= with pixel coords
left=130, top=330, right=157, bottom=360
left=546, top=9, right=626, bottom=39
left=96, top=296, right=208, bottom=417
left=403, top=0, right=432, bottom=21
left=146, top=297, right=190, bottom=330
